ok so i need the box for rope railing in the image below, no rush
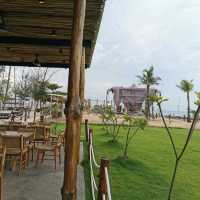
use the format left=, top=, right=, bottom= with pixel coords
left=105, top=167, right=112, bottom=200
left=85, top=119, right=112, bottom=200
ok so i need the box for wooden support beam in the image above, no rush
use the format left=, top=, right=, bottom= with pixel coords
left=77, top=47, right=85, bottom=164
left=0, top=61, right=69, bottom=68
left=0, top=61, right=90, bottom=69
left=80, top=48, right=85, bottom=109
left=61, top=0, right=86, bottom=199
left=0, top=36, right=92, bottom=48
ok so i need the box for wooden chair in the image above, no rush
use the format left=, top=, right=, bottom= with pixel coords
left=9, top=121, right=22, bottom=126
left=8, top=122, right=23, bottom=131
left=50, top=132, right=65, bottom=147
left=1, top=135, right=28, bottom=174
left=38, top=122, right=52, bottom=126
left=33, top=126, right=49, bottom=147
left=35, top=136, right=62, bottom=170
left=28, top=122, right=37, bottom=126
left=8, top=124, right=22, bottom=131
left=0, top=145, right=6, bottom=200
left=18, top=128, right=35, bottom=162
left=51, top=124, right=65, bottom=146
left=0, top=127, right=7, bottom=132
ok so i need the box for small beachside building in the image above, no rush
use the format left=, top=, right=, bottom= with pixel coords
left=107, top=85, right=148, bottom=114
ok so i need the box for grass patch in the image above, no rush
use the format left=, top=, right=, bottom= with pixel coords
left=84, top=125, right=200, bottom=200
left=51, top=122, right=65, bottom=135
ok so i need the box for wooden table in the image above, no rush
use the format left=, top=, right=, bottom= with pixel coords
left=32, top=125, right=51, bottom=138
left=1, top=131, right=34, bottom=139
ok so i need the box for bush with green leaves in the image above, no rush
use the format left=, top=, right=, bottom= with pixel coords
left=122, top=114, right=147, bottom=159
left=100, top=106, right=122, bottom=142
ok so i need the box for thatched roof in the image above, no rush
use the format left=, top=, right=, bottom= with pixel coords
left=0, top=0, right=105, bottom=68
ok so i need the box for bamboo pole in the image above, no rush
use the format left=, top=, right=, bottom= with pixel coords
left=61, top=0, right=86, bottom=199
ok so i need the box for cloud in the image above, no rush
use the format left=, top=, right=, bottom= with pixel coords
left=51, top=0, right=200, bottom=113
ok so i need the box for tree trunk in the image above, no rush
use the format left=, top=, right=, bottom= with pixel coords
left=187, top=92, right=191, bottom=122
left=14, top=66, right=17, bottom=107
left=145, top=85, right=150, bottom=120
left=33, top=101, right=38, bottom=122
left=39, top=100, right=42, bottom=117
left=152, top=103, right=154, bottom=119
left=168, top=160, right=179, bottom=200
left=24, top=108, right=27, bottom=122
left=3, top=66, right=11, bottom=110
left=123, top=128, right=131, bottom=158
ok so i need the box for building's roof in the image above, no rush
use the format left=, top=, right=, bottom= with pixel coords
left=0, top=0, right=105, bottom=68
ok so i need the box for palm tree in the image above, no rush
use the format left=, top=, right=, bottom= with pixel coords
left=177, top=80, right=193, bottom=122
left=30, top=68, right=48, bottom=122
left=149, top=94, right=155, bottom=119
left=137, top=66, right=161, bottom=119
left=47, top=82, right=62, bottom=93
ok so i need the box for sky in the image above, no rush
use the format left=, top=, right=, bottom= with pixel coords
left=14, top=0, right=200, bottom=114
left=84, top=0, right=200, bottom=113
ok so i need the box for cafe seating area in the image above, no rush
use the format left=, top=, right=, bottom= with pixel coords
left=0, top=121, right=65, bottom=173
left=4, top=146, right=65, bottom=200
left=0, top=120, right=66, bottom=199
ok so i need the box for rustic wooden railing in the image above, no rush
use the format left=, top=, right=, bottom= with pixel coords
left=85, top=119, right=112, bottom=200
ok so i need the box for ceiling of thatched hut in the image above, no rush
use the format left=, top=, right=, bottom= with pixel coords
left=0, top=0, right=105, bottom=68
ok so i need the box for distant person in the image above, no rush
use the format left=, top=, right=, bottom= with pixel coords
left=10, top=110, right=15, bottom=122
left=119, top=101, right=125, bottom=113
left=168, top=114, right=171, bottom=124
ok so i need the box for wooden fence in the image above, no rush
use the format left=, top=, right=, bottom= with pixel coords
left=85, top=119, right=112, bottom=200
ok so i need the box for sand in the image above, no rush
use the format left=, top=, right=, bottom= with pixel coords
left=82, top=112, right=200, bottom=130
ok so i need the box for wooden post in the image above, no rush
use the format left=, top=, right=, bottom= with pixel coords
left=88, top=128, right=93, bottom=159
left=80, top=48, right=85, bottom=110
left=98, top=159, right=110, bottom=200
left=85, top=119, right=89, bottom=142
left=77, top=47, right=86, bottom=164
left=61, top=0, right=86, bottom=199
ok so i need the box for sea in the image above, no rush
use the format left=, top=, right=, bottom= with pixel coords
left=159, top=110, right=188, bottom=117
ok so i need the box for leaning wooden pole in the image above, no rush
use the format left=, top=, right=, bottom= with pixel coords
left=61, top=0, right=86, bottom=200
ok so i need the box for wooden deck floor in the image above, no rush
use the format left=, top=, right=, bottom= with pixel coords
left=4, top=143, right=85, bottom=200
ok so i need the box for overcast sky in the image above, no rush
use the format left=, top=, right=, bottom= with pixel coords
left=50, top=0, right=200, bottom=113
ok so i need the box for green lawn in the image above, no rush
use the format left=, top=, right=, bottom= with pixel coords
left=55, top=122, right=200, bottom=199
left=83, top=124, right=200, bottom=200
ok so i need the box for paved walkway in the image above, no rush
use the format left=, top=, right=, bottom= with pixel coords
left=4, top=143, right=85, bottom=200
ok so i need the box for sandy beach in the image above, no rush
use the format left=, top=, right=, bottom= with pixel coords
left=82, top=112, right=200, bottom=130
